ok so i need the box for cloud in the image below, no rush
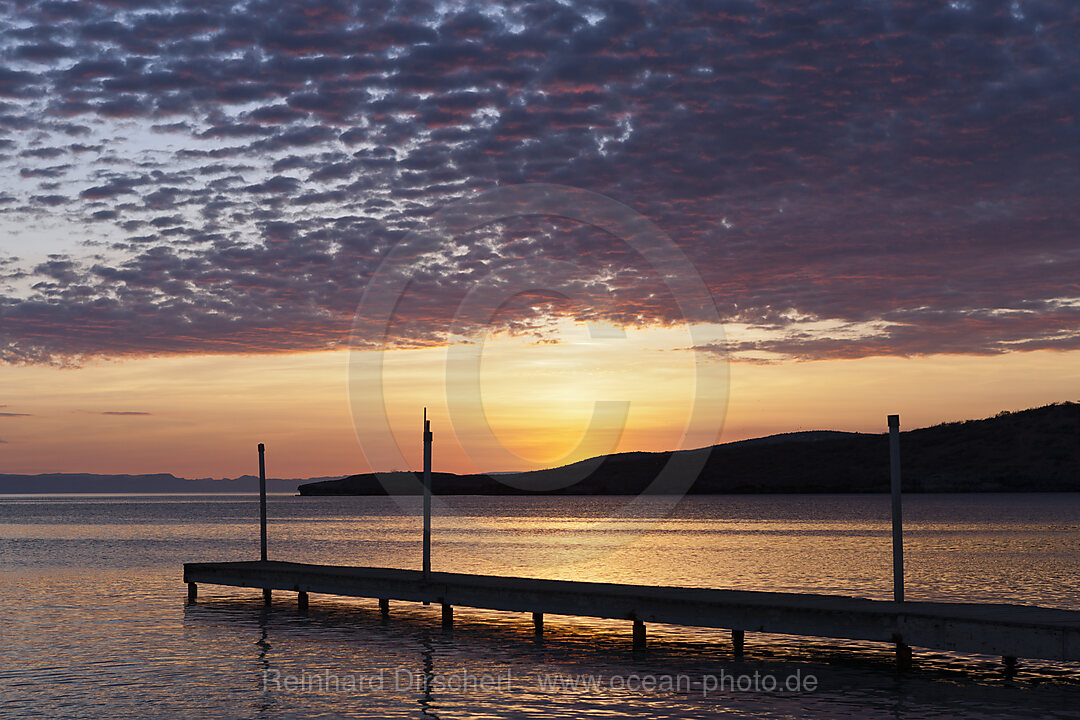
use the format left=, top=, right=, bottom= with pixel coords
left=0, top=0, right=1078, bottom=364
left=0, top=412, right=32, bottom=416
left=100, top=411, right=152, bottom=415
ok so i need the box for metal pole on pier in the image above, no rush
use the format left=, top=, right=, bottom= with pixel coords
left=887, top=415, right=903, bottom=602
left=423, top=409, right=432, bottom=581
left=258, top=442, right=267, bottom=562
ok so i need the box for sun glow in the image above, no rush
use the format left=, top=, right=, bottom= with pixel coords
left=1, top=333, right=1078, bottom=477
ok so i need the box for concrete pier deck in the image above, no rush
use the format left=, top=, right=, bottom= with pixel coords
left=184, top=560, right=1080, bottom=664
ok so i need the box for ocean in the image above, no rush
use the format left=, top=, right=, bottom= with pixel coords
left=1, top=493, right=1078, bottom=719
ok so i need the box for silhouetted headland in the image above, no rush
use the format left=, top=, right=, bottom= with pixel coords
left=299, top=402, right=1080, bottom=495
left=0, top=474, right=313, bottom=494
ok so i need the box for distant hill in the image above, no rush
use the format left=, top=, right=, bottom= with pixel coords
left=299, top=402, right=1080, bottom=495
left=0, top=473, right=321, bottom=494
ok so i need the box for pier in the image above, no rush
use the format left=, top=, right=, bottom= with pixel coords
left=184, top=560, right=1080, bottom=668
left=185, top=418, right=1080, bottom=671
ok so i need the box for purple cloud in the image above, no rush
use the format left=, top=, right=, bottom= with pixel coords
left=0, top=0, right=1077, bottom=364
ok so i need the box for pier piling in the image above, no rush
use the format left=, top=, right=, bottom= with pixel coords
left=888, top=415, right=904, bottom=603
left=297, top=591, right=308, bottom=611
left=895, top=640, right=912, bottom=671
left=732, top=629, right=745, bottom=657
left=533, top=612, right=544, bottom=638
left=442, top=603, right=453, bottom=629
left=379, top=598, right=390, bottom=617
left=263, top=588, right=272, bottom=606
left=422, top=411, right=432, bottom=582
left=633, top=619, right=646, bottom=649
left=187, top=582, right=197, bottom=604
left=258, top=443, right=267, bottom=563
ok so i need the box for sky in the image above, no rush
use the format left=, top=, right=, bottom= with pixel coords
left=1, top=0, right=1078, bottom=478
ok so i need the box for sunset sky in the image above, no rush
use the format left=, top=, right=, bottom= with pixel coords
left=1, top=0, right=1078, bottom=479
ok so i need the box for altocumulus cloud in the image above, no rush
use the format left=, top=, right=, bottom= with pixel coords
left=0, top=0, right=1078, bottom=364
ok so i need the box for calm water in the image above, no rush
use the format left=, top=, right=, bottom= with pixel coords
left=1, top=493, right=1079, bottom=719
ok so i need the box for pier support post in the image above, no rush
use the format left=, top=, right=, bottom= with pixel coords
left=888, top=414, right=904, bottom=603
left=263, top=588, right=272, bottom=606
left=732, top=629, right=745, bottom=658
left=1003, top=656, right=1018, bottom=676
left=633, top=620, right=646, bottom=650
left=532, top=612, right=544, bottom=638
left=258, top=443, right=268, bottom=563
left=441, top=603, right=453, bottom=629
left=297, top=591, right=308, bottom=611
left=187, top=582, right=197, bottom=604
left=423, top=411, right=432, bottom=582
left=379, top=598, right=390, bottom=617
left=895, top=641, right=912, bottom=671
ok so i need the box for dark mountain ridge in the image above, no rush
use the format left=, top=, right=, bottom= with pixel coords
left=299, top=402, right=1080, bottom=496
